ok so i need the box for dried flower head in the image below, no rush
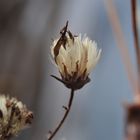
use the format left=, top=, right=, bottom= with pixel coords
left=51, top=22, right=101, bottom=90
left=125, top=103, right=140, bottom=140
left=0, top=94, right=33, bottom=140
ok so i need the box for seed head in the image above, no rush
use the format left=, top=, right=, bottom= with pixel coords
left=51, top=22, right=101, bottom=90
left=0, top=95, right=33, bottom=139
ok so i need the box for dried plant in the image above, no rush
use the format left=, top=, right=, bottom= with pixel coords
left=125, top=1, right=140, bottom=140
left=0, top=94, right=33, bottom=140
left=105, top=0, right=140, bottom=140
left=48, top=21, right=101, bottom=140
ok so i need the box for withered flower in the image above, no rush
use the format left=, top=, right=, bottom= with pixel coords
left=48, top=22, right=101, bottom=140
left=51, top=22, right=101, bottom=90
left=0, top=94, right=33, bottom=140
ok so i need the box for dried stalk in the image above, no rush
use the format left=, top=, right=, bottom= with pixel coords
left=48, top=89, right=74, bottom=140
left=105, top=1, right=140, bottom=140
left=104, top=0, right=138, bottom=96
left=124, top=1, right=140, bottom=140
left=131, top=0, right=140, bottom=94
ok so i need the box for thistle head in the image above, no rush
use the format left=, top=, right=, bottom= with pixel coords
left=51, top=22, right=101, bottom=90
left=0, top=94, right=33, bottom=139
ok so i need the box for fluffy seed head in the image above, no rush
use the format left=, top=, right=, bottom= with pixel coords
left=0, top=94, right=33, bottom=139
left=51, top=22, right=101, bottom=90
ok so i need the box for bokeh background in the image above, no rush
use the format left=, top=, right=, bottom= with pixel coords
left=0, top=0, right=138, bottom=140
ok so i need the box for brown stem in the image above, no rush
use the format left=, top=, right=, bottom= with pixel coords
left=104, top=0, right=138, bottom=95
left=48, top=89, right=75, bottom=140
left=131, top=0, right=140, bottom=93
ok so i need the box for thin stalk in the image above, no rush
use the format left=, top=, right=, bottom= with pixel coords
left=104, top=0, right=138, bottom=96
left=48, top=89, right=75, bottom=140
left=131, top=0, right=140, bottom=92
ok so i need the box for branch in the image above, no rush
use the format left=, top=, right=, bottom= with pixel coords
left=131, top=0, right=140, bottom=91
left=104, top=0, right=138, bottom=96
left=48, top=89, right=75, bottom=140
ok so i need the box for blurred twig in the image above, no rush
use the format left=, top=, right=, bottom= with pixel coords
left=104, top=0, right=138, bottom=96
left=131, top=0, right=140, bottom=91
left=105, top=1, right=140, bottom=140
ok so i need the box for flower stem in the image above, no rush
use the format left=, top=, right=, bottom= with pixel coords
left=48, top=89, right=75, bottom=140
left=131, top=0, right=140, bottom=71
left=104, top=0, right=137, bottom=95
left=131, top=0, right=140, bottom=95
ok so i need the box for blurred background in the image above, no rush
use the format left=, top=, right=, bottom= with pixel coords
left=0, top=0, right=138, bottom=140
